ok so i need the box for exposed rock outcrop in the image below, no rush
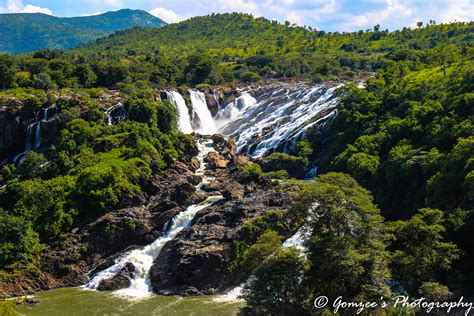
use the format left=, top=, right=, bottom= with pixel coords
left=0, top=106, right=22, bottom=162
left=97, top=263, right=137, bottom=291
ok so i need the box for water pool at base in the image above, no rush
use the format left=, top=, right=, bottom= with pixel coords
left=15, top=287, right=243, bottom=316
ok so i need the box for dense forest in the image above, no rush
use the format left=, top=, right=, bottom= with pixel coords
left=0, top=12, right=473, bottom=315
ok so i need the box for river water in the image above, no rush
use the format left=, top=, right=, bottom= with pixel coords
left=15, top=288, right=242, bottom=315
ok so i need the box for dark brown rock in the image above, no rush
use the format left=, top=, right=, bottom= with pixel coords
left=97, top=263, right=137, bottom=291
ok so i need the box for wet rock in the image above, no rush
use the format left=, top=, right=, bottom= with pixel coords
left=97, top=263, right=137, bottom=291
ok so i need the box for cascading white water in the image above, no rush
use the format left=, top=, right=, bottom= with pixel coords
left=213, top=89, right=221, bottom=109
left=282, top=224, right=313, bottom=251
left=189, top=90, right=217, bottom=135
left=166, top=91, right=193, bottom=134
left=12, top=108, right=51, bottom=164
left=85, top=139, right=223, bottom=298
left=105, top=102, right=124, bottom=126
left=214, top=93, right=257, bottom=130
left=216, top=83, right=341, bottom=157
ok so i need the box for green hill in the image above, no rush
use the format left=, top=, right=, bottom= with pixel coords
left=0, top=9, right=167, bottom=54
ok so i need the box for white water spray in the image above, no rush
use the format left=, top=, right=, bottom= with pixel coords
left=166, top=91, right=193, bottom=134
left=189, top=90, right=217, bottom=135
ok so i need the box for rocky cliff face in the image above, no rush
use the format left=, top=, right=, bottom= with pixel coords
left=0, top=106, right=22, bottom=163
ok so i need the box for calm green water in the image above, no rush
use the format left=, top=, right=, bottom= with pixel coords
left=15, top=288, right=243, bottom=316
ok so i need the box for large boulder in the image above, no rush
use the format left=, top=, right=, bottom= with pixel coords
left=97, top=263, right=137, bottom=291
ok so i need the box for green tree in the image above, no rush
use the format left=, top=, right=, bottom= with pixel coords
left=184, top=53, right=215, bottom=85
left=16, top=151, right=49, bottom=180
left=388, top=208, right=460, bottom=294
left=156, top=100, right=177, bottom=133
left=293, top=173, right=392, bottom=302
left=125, top=99, right=157, bottom=124
left=0, top=54, right=17, bottom=89
left=0, top=213, right=41, bottom=268
left=432, top=44, right=461, bottom=77
left=239, top=248, right=308, bottom=316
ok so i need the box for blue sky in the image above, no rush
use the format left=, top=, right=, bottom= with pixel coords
left=0, top=0, right=472, bottom=31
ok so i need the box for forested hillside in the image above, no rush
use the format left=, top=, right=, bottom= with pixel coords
left=0, top=9, right=166, bottom=54
left=0, top=13, right=471, bottom=90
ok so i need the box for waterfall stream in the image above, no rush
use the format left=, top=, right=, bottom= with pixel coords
left=217, top=83, right=341, bottom=157
left=85, top=139, right=223, bottom=298
left=12, top=107, right=51, bottom=164
left=189, top=90, right=217, bottom=135
left=166, top=91, right=193, bottom=133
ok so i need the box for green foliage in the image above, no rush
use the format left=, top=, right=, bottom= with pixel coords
left=74, top=158, right=150, bottom=214
left=237, top=163, right=263, bottom=182
left=234, top=230, right=282, bottom=278
left=5, top=176, right=77, bottom=239
left=1, top=15, right=472, bottom=90
left=0, top=213, right=41, bottom=269
left=294, top=140, right=313, bottom=160
left=229, top=210, right=288, bottom=279
left=322, top=61, right=474, bottom=218
left=125, top=99, right=157, bottom=124
left=239, top=248, right=308, bottom=316
left=388, top=208, right=460, bottom=295
left=0, top=299, right=17, bottom=316
left=16, top=151, right=49, bottom=180
left=261, top=153, right=308, bottom=178
left=294, top=173, right=392, bottom=301
left=0, top=54, right=17, bottom=89
left=0, top=92, right=187, bottom=273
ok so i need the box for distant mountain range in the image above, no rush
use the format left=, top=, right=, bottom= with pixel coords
left=0, top=9, right=167, bottom=54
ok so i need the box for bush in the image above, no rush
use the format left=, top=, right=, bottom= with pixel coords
left=237, top=163, right=263, bottom=182
left=0, top=214, right=41, bottom=268
left=261, top=153, right=307, bottom=178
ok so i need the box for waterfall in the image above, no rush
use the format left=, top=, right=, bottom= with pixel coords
left=214, top=93, right=257, bottom=130
left=305, top=166, right=318, bottom=179
left=166, top=91, right=193, bottom=134
left=105, top=102, right=123, bottom=126
left=12, top=107, right=51, bottom=164
left=189, top=90, right=217, bottom=135
left=217, top=83, right=341, bottom=157
left=85, top=138, right=223, bottom=298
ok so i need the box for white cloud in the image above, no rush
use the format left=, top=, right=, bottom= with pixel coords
left=101, top=0, right=123, bottom=7
left=149, top=7, right=182, bottom=23
left=217, top=0, right=261, bottom=16
left=81, top=11, right=104, bottom=17
left=0, top=0, right=53, bottom=15
left=286, top=11, right=302, bottom=24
